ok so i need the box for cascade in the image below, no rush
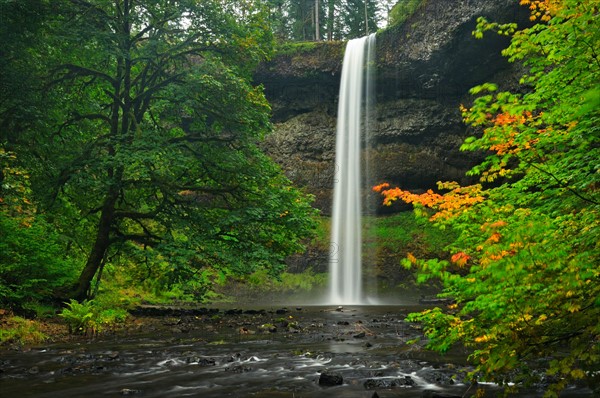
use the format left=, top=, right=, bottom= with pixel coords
left=328, top=34, right=376, bottom=305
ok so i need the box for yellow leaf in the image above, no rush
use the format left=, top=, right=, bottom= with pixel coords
left=571, top=369, right=585, bottom=379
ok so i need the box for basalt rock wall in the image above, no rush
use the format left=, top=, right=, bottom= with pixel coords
left=255, top=0, right=529, bottom=214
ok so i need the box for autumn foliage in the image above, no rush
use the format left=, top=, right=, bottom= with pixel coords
left=377, top=0, right=599, bottom=395
left=373, top=181, right=484, bottom=221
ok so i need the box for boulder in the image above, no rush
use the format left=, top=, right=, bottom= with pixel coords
left=364, top=376, right=415, bottom=389
left=319, top=371, right=344, bottom=386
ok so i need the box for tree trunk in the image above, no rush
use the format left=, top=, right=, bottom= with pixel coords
left=73, top=189, right=119, bottom=300
left=364, top=0, right=369, bottom=36
left=73, top=2, right=132, bottom=301
left=315, top=0, right=320, bottom=41
left=327, top=0, right=334, bottom=41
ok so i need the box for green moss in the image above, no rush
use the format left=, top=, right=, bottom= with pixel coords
left=272, top=40, right=345, bottom=71
left=275, top=41, right=319, bottom=56
left=0, top=316, right=47, bottom=346
left=311, top=212, right=454, bottom=259
left=388, top=0, right=427, bottom=28
left=367, top=211, right=454, bottom=254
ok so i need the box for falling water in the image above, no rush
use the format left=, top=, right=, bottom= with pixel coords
left=328, top=34, right=376, bottom=305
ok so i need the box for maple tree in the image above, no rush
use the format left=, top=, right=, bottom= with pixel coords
left=376, top=0, right=599, bottom=395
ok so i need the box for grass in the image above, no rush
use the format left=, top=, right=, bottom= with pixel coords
left=0, top=315, right=48, bottom=346
left=366, top=211, right=454, bottom=254
left=313, top=211, right=454, bottom=257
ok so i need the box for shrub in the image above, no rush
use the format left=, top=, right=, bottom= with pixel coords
left=59, top=299, right=127, bottom=336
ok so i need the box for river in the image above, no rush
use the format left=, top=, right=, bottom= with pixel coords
left=0, top=305, right=594, bottom=397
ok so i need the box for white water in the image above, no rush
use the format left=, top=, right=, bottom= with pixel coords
left=328, top=34, right=376, bottom=305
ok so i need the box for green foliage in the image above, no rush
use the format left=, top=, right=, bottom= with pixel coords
left=398, top=1, right=600, bottom=394
left=1, top=0, right=317, bottom=303
left=366, top=212, right=452, bottom=252
left=59, top=299, right=127, bottom=336
left=269, top=0, right=387, bottom=42
left=276, top=41, right=320, bottom=56
left=245, top=268, right=327, bottom=293
left=0, top=148, right=78, bottom=309
left=340, top=0, right=380, bottom=37
left=0, top=214, right=78, bottom=308
left=0, top=315, right=47, bottom=346
left=389, top=0, right=425, bottom=27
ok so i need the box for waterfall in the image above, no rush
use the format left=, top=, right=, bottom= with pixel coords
left=328, top=34, right=376, bottom=305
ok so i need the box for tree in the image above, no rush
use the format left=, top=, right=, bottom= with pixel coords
left=375, top=0, right=599, bottom=394
left=9, top=0, right=316, bottom=301
left=340, top=0, right=378, bottom=38
left=277, top=0, right=384, bottom=42
left=0, top=0, right=49, bottom=144
left=287, top=0, right=322, bottom=41
left=326, top=0, right=336, bottom=40
left=0, top=147, right=78, bottom=310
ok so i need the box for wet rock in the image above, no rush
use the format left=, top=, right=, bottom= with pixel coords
left=335, top=306, right=343, bottom=312
left=418, top=297, right=455, bottom=305
left=198, top=358, right=216, bottom=366
left=337, top=321, right=350, bottom=325
left=130, top=306, right=217, bottom=317
left=227, top=353, right=242, bottom=362
left=275, top=308, right=289, bottom=314
left=185, top=356, right=216, bottom=366
left=319, top=371, right=343, bottom=386
left=419, top=370, right=455, bottom=385
left=396, top=360, right=422, bottom=373
left=353, top=332, right=366, bottom=338
left=287, top=322, right=301, bottom=331
left=226, top=364, right=252, bottom=373
left=364, top=376, right=415, bottom=390
left=120, top=388, right=142, bottom=395
left=256, top=0, right=531, bottom=216
left=163, top=318, right=181, bottom=326
left=259, top=324, right=277, bottom=333
left=422, top=391, right=462, bottom=398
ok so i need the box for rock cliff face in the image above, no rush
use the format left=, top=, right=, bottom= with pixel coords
left=255, top=0, right=528, bottom=213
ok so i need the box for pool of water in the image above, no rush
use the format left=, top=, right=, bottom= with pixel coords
left=0, top=306, right=594, bottom=397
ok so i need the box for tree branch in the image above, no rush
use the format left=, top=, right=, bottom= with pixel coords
left=52, top=64, right=117, bottom=86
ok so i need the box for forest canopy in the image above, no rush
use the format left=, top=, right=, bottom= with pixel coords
left=0, top=0, right=317, bottom=307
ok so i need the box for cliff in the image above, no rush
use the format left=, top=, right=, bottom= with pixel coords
left=255, top=0, right=529, bottom=213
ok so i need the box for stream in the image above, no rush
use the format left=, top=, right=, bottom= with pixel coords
left=0, top=305, right=594, bottom=397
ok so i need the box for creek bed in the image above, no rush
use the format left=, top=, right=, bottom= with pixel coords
left=0, top=305, right=594, bottom=397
